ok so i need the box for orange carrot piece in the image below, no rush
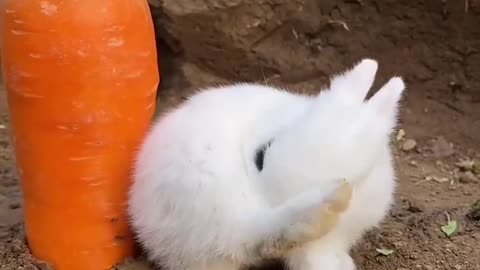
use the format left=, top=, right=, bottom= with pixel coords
left=0, top=1, right=159, bottom=269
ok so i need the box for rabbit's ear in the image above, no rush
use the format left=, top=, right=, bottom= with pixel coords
left=367, top=76, right=405, bottom=129
left=328, top=58, right=378, bottom=103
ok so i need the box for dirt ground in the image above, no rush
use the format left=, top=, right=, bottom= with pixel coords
left=1, top=0, right=480, bottom=270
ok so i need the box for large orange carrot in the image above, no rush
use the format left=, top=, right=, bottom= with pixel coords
left=0, top=1, right=159, bottom=269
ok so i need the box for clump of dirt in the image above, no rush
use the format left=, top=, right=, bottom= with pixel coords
left=1, top=0, right=480, bottom=270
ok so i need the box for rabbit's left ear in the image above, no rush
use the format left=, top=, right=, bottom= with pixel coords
left=329, top=58, right=378, bottom=104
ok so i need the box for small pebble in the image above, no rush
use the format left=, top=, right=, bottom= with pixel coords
left=459, top=171, right=477, bottom=184
left=431, top=136, right=454, bottom=158
left=402, top=139, right=417, bottom=152
left=456, top=159, right=474, bottom=171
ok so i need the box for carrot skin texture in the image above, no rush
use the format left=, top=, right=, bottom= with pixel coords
left=0, top=1, right=159, bottom=269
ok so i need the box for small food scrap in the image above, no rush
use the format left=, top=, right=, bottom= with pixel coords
left=376, top=248, right=395, bottom=256
left=396, top=129, right=406, bottom=142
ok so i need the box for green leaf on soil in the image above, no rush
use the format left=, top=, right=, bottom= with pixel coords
left=376, top=248, right=395, bottom=256
left=441, top=213, right=458, bottom=237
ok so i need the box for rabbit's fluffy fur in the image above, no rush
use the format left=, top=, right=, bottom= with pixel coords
left=128, top=59, right=405, bottom=270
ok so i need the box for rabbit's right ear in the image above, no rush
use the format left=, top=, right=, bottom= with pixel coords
left=367, top=76, right=405, bottom=130
left=328, top=58, right=378, bottom=104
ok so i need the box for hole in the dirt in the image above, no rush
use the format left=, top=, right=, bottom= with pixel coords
left=148, top=3, right=189, bottom=97
left=155, top=37, right=187, bottom=93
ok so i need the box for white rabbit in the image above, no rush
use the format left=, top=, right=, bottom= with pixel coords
left=128, top=58, right=405, bottom=270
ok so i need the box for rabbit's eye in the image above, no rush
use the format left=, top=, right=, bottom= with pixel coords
left=254, top=139, right=273, bottom=171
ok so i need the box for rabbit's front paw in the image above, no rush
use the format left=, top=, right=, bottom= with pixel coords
left=288, top=250, right=356, bottom=270
left=252, top=180, right=353, bottom=259
left=323, top=252, right=356, bottom=270
left=309, top=180, right=353, bottom=238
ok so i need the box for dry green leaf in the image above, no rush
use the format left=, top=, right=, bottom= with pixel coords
left=422, top=176, right=449, bottom=184
left=376, top=248, right=395, bottom=256
left=432, top=176, right=449, bottom=183
left=396, top=129, right=406, bottom=142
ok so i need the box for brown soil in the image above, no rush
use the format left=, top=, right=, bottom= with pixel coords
left=1, top=0, right=480, bottom=270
